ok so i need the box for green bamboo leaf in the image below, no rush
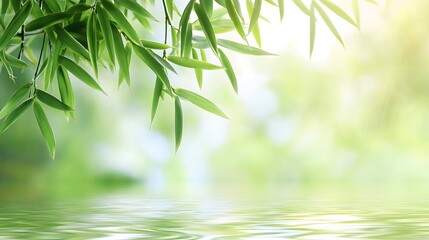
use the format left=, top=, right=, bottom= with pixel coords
left=167, top=56, right=222, bottom=70
left=191, top=49, right=203, bottom=88
left=0, top=0, right=32, bottom=50
left=33, top=101, right=55, bottom=158
left=292, top=0, right=310, bottom=15
left=57, top=66, right=75, bottom=120
left=44, top=0, right=61, bottom=12
left=174, top=96, right=183, bottom=151
left=245, top=0, right=262, bottom=47
left=183, top=23, right=193, bottom=58
left=101, top=0, right=140, bottom=44
left=53, top=25, right=90, bottom=61
left=310, top=2, right=316, bottom=57
left=58, top=56, right=106, bottom=94
left=225, top=0, right=246, bottom=40
left=248, top=0, right=262, bottom=34
left=0, top=98, right=33, bottom=135
left=114, top=0, right=158, bottom=21
left=1, top=0, right=9, bottom=17
left=111, top=23, right=130, bottom=87
left=132, top=44, right=172, bottom=92
left=232, top=0, right=245, bottom=22
left=0, top=51, right=14, bottom=79
left=87, top=11, right=98, bottom=78
left=319, top=0, right=357, bottom=27
left=314, top=2, right=344, bottom=46
left=264, top=0, right=277, bottom=6
left=66, top=3, right=92, bottom=13
left=25, top=12, right=73, bottom=31
left=278, top=0, right=284, bottom=21
left=218, top=39, right=276, bottom=55
left=97, top=3, right=115, bottom=64
left=35, top=89, right=74, bottom=111
left=218, top=48, right=238, bottom=93
left=166, top=0, right=174, bottom=20
left=11, top=0, right=20, bottom=13
left=151, top=77, right=163, bottom=123
left=352, top=0, right=360, bottom=29
left=4, top=52, right=28, bottom=68
left=175, top=88, right=228, bottom=119
left=180, top=0, right=194, bottom=58
left=0, top=83, right=31, bottom=120
left=141, top=40, right=173, bottom=50
left=200, top=0, right=213, bottom=18
left=194, top=2, right=218, bottom=54
left=147, top=48, right=177, bottom=74
left=48, top=39, right=64, bottom=89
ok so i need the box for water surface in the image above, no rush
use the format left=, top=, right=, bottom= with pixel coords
left=0, top=189, right=428, bottom=239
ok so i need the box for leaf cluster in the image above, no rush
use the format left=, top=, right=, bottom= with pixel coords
left=0, top=0, right=373, bottom=157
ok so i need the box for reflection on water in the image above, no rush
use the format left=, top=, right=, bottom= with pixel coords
left=0, top=190, right=428, bottom=239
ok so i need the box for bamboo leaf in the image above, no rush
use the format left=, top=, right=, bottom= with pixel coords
left=33, top=101, right=56, bottom=158
left=248, top=0, right=262, bottom=34
left=174, top=96, right=183, bottom=151
left=35, top=89, right=74, bottom=111
left=167, top=56, right=222, bottom=70
left=319, top=0, right=357, bottom=27
left=147, top=48, right=177, bottom=74
left=194, top=2, right=218, bottom=54
left=44, top=0, right=61, bottom=12
left=314, top=2, right=344, bottom=46
left=218, top=48, right=238, bottom=93
left=141, top=40, right=173, bottom=50
left=151, top=77, right=163, bottom=123
left=200, top=0, right=213, bottom=18
left=0, top=83, right=31, bottom=120
left=4, top=52, right=28, bottom=68
left=352, top=0, right=360, bottom=29
left=58, top=56, right=106, bottom=94
left=57, top=66, right=75, bottom=120
left=97, top=3, right=115, bottom=64
left=53, top=25, right=90, bottom=61
left=25, top=12, right=73, bottom=31
left=111, top=23, right=130, bottom=87
left=87, top=11, right=98, bottom=78
left=132, top=44, right=172, bottom=92
left=218, top=39, right=275, bottom=55
left=180, top=0, right=194, bottom=58
left=292, top=0, right=310, bottom=15
left=175, top=88, right=228, bottom=119
left=310, top=1, right=316, bottom=58
left=114, top=0, right=158, bottom=21
left=0, top=98, right=33, bottom=135
left=101, top=0, right=140, bottom=44
left=278, top=0, right=284, bottom=21
left=192, top=49, right=203, bottom=88
left=225, top=0, right=246, bottom=40
left=0, top=0, right=32, bottom=50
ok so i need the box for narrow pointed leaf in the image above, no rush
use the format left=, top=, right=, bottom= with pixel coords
left=179, top=0, right=194, bottom=57
left=53, top=25, right=90, bottom=61
left=174, top=96, right=183, bottom=151
left=114, top=0, right=158, bottom=21
left=0, top=98, right=33, bottom=134
left=58, top=56, right=105, bottom=93
left=194, top=2, right=218, bottom=54
left=314, top=2, right=344, bottom=46
left=225, top=0, right=246, bottom=40
left=33, top=101, right=55, bottom=158
left=87, top=11, right=98, bottom=78
left=35, top=90, right=74, bottom=111
left=111, top=23, right=130, bottom=85
left=4, top=52, right=28, bottom=68
left=151, top=77, right=163, bottom=123
left=218, top=48, right=238, bottom=93
left=292, top=0, right=310, bottom=15
left=57, top=66, right=75, bottom=120
left=167, top=56, right=222, bottom=70
left=0, top=0, right=32, bottom=50
left=309, top=2, right=316, bottom=57
left=101, top=0, right=140, bottom=44
left=132, top=44, right=171, bottom=92
left=319, top=0, right=357, bottom=27
left=248, top=0, right=262, bottom=34
left=0, top=83, right=31, bottom=120
left=175, top=88, right=228, bottom=119
left=218, top=39, right=275, bottom=55
left=200, top=0, right=213, bottom=18
left=192, top=49, right=203, bottom=88
left=352, top=0, right=360, bottom=29
left=97, top=3, right=115, bottom=64
left=141, top=40, right=173, bottom=50
left=278, top=0, right=284, bottom=21
left=147, top=48, right=177, bottom=74
left=25, top=12, right=73, bottom=31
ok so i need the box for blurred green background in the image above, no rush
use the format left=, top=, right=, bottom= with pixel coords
left=1, top=0, right=429, bottom=200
